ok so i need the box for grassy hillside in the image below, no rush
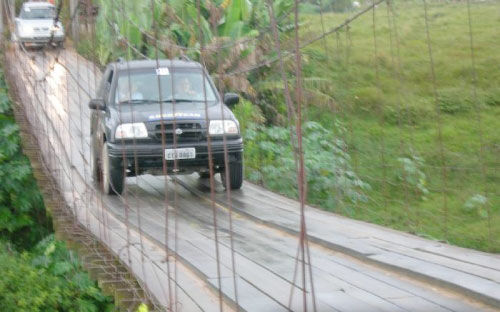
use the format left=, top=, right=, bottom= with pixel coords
left=258, top=0, right=500, bottom=251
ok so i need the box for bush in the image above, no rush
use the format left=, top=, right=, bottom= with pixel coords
left=0, top=67, right=115, bottom=310
left=383, top=99, right=433, bottom=126
left=437, top=88, right=472, bottom=114
left=0, top=70, right=51, bottom=249
left=484, top=88, right=500, bottom=107
left=243, top=121, right=370, bottom=214
left=0, top=237, right=114, bottom=312
left=0, top=246, right=62, bottom=312
left=397, top=151, right=429, bottom=201
left=232, top=99, right=265, bottom=135
left=352, top=86, right=385, bottom=113
left=464, top=194, right=489, bottom=219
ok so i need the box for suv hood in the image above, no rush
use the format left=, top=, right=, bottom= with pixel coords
left=18, top=19, right=56, bottom=28
left=110, top=102, right=236, bottom=125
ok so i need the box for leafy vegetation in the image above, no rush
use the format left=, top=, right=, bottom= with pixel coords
left=243, top=120, right=370, bottom=214
left=0, top=70, right=51, bottom=249
left=0, top=237, right=114, bottom=312
left=0, top=64, right=115, bottom=310
left=397, top=151, right=429, bottom=201
left=79, top=0, right=294, bottom=94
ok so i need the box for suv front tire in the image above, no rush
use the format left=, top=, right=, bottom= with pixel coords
left=99, top=143, right=124, bottom=195
left=221, top=160, right=243, bottom=190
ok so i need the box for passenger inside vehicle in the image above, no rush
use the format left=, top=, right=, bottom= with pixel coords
left=175, top=77, right=198, bottom=98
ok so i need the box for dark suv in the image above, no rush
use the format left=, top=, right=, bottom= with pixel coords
left=89, top=59, right=243, bottom=195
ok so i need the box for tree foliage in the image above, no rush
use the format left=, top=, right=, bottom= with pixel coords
left=88, top=0, right=294, bottom=95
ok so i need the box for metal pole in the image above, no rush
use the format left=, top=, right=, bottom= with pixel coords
left=70, top=0, right=79, bottom=40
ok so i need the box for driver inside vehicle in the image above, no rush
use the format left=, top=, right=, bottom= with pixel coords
left=116, top=81, right=144, bottom=103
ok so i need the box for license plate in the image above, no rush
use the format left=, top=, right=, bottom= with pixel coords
left=165, top=148, right=196, bottom=160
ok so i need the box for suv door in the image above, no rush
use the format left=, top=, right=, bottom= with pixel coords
left=91, top=67, right=113, bottom=128
left=91, top=66, right=113, bottom=156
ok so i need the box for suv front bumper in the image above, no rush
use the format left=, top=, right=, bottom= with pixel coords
left=107, top=138, right=243, bottom=173
left=19, top=35, right=64, bottom=45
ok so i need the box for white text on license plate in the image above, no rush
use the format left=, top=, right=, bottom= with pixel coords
left=165, top=148, right=196, bottom=160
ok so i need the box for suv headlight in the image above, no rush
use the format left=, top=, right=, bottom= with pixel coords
left=115, top=123, right=148, bottom=139
left=209, top=120, right=239, bottom=135
left=19, top=25, right=33, bottom=36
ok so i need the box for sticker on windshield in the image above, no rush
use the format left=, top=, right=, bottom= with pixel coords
left=156, top=67, right=170, bottom=76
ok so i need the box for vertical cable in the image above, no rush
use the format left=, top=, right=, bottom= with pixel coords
left=372, top=0, right=391, bottom=226
left=198, top=1, right=224, bottom=309
left=149, top=0, right=175, bottom=308
left=385, top=0, right=412, bottom=228
left=465, top=0, right=490, bottom=248
left=210, top=1, right=241, bottom=309
left=422, top=0, right=449, bottom=239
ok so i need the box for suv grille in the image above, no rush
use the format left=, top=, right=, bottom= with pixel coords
left=153, top=122, right=204, bottom=143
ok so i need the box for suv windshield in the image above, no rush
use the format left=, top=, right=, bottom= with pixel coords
left=20, top=7, right=55, bottom=19
left=115, top=69, right=218, bottom=104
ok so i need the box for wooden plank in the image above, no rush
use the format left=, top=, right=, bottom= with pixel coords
left=369, top=251, right=500, bottom=308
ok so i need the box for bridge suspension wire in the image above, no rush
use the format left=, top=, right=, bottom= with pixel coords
left=465, top=0, right=491, bottom=245
left=422, top=0, right=450, bottom=240
left=115, top=0, right=150, bottom=304
left=4, top=0, right=500, bottom=310
left=266, top=0, right=318, bottom=310
left=200, top=0, right=242, bottom=310
left=149, top=0, right=175, bottom=309
left=384, top=0, right=412, bottom=229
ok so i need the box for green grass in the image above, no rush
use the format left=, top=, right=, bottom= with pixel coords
left=238, top=1, right=500, bottom=252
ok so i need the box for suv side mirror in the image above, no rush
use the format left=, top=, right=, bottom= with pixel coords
left=224, top=93, right=239, bottom=107
left=88, top=99, right=105, bottom=110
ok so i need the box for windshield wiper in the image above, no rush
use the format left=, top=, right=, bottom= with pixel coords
left=161, top=99, right=214, bottom=103
left=118, top=99, right=158, bottom=105
left=160, top=99, right=195, bottom=103
left=119, top=99, right=212, bottom=105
